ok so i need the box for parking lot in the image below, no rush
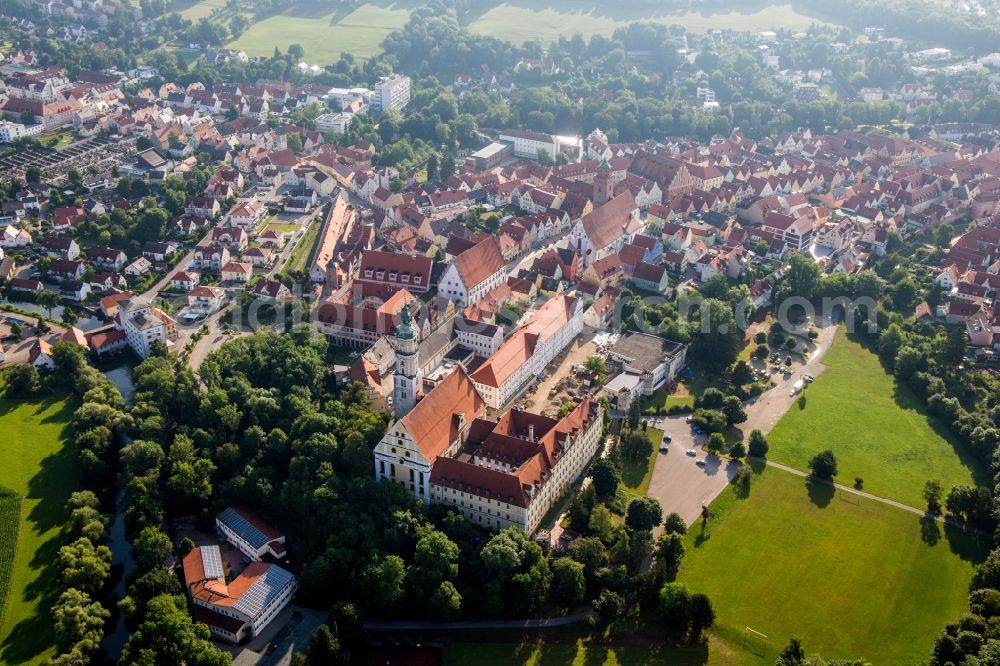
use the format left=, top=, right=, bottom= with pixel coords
left=645, top=413, right=741, bottom=529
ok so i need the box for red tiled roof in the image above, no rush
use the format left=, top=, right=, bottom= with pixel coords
left=400, top=368, right=485, bottom=463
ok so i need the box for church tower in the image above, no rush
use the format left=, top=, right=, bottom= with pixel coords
left=393, top=306, right=421, bottom=418
left=593, top=158, right=612, bottom=207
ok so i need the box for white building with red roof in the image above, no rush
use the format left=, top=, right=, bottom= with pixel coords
left=182, top=545, right=296, bottom=643
left=437, top=236, right=505, bottom=306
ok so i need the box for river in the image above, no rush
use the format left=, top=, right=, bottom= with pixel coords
left=99, top=366, right=137, bottom=659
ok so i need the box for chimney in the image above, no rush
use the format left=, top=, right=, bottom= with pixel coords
left=528, top=423, right=535, bottom=442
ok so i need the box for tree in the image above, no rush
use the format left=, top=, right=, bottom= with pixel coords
left=25, top=166, right=41, bottom=183
left=729, top=440, right=746, bottom=459
left=425, top=153, right=439, bottom=182
left=655, top=531, right=685, bottom=575
left=923, top=479, right=943, bottom=514
left=585, top=355, right=608, bottom=383
left=587, top=504, right=614, bottom=544
left=692, top=408, right=727, bottom=434
left=620, top=430, right=652, bottom=462
left=307, top=624, right=339, bottom=666
left=782, top=253, right=821, bottom=301
left=133, top=527, right=172, bottom=571
left=551, top=558, right=585, bottom=606
left=593, top=589, right=626, bottom=624
left=776, top=638, right=807, bottom=666
left=361, top=555, right=406, bottom=616
left=567, top=536, right=607, bottom=577
left=625, top=496, right=663, bottom=533
left=68, top=168, right=83, bottom=189
left=688, top=298, right=741, bottom=370
left=730, top=360, right=753, bottom=386
left=5, top=363, right=41, bottom=396
left=61, top=308, right=79, bottom=328
left=706, top=432, right=726, bottom=452
left=121, top=594, right=230, bottom=666
left=52, top=588, right=109, bottom=652
left=286, top=133, right=303, bottom=153
left=439, top=152, right=456, bottom=180
left=480, top=527, right=551, bottom=615
left=663, top=512, right=687, bottom=535
left=428, top=581, right=462, bottom=620
left=408, top=528, right=459, bottom=601
left=58, top=537, right=112, bottom=594
left=808, top=450, right=838, bottom=480
left=38, top=289, right=60, bottom=319
left=722, top=395, right=747, bottom=425
left=658, top=581, right=691, bottom=626
left=589, top=457, right=619, bottom=499
left=688, top=593, right=715, bottom=642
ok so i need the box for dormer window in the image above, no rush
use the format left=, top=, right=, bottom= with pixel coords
left=364, top=269, right=373, bottom=278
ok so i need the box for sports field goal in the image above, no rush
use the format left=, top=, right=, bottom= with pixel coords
left=742, top=627, right=769, bottom=657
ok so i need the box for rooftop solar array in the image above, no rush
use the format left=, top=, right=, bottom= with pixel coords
left=218, top=507, right=269, bottom=550
left=202, top=545, right=224, bottom=580
left=233, top=565, right=295, bottom=620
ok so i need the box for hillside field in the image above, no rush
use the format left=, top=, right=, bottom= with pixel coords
left=0, top=389, right=80, bottom=666
left=677, top=465, right=986, bottom=665
left=168, top=0, right=839, bottom=65
left=766, top=329, right=986, bottom=508
left=226, top=3, right=413, bottom=62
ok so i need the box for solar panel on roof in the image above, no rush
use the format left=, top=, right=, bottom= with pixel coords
left=202, top=545, right=224, bottom=579
left=233, top=565, right=295, bottom=619
left=218, top=507, right=268, bottom=549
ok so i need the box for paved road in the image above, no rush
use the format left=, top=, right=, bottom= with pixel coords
left=363, top=609, right=596, bottom=631
left=739, top=321, right=839, bottom=437
left=644, top=320, right=839, bottom=528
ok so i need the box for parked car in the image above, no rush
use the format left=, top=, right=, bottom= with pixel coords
left=695, top=459, right=707, bottom=467
left=685, top=449, right=697, bottom=456
left=659, top=446, right=668, bottom=454
left=663, top=434, right=672, bottom=442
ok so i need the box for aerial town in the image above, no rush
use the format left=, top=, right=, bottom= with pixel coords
left=2, top=0, right=1000, bottom=665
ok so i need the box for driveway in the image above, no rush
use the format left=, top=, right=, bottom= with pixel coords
left=739, top=321, right=838, bottom=437
left=643, top=320, right=839, bottom=528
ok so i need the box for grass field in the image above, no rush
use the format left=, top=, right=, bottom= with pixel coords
left=226, top=3, right=412, bottom=62
left=464, top=2, right=835, bottom=45
left=263, top=222, right=302, bottom=235
left=0, top=389, right=79, bottom=665
left=175, top=0, right=227, bottom=22
left=620, top=426, right=662, bottom=498
left=639, top=388, right=694, bottom=415
left=767, top=329, right=986, bottom=508
left=677, top=465, right=986, bottom=665
left=286, top=218, right=322, bottom=272
left=444, top=641, right=712, bottom=665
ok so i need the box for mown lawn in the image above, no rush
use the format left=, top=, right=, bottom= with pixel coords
left=620, top=427, right=662, bottom=497
left=226, top=3, right=412, bottom=62
left=0, top=388, right=80, bottom=665
left=465, top=2, right=835, bottom=45
left=286, top=218, right=322, bottom=273
left=767, top=329, right=986, bottom=507
left=677, top=465, right=986, bottom=665
left=639, top=388, right=694, bottom=415
left=444, top=640, right=712, bottom=665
